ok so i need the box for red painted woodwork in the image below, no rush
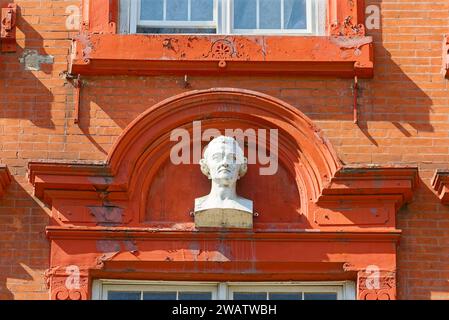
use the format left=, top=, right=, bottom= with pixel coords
left=69, top=0, right=373, bottom=78
left=0, top=164, right=11, bottom=197
left=28, top=89, right=418, bottom=300
left=443, top=35, right=449, bottom=78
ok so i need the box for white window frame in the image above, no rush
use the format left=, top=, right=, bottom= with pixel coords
left=121, top=0, right=326, bottom=35
left=132, top=0, right=218, bottom=33
left=92, top=280, right=356, bottom=300
left=230, top=0, right=313, bottom=35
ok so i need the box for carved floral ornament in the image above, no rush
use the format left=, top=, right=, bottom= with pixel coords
left=27, top=89, right=418, bottom=300
left=357, top=270, right=396, bottom=300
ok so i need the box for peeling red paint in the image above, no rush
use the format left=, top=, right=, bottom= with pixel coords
left=69, top=34, right=374, bottom=78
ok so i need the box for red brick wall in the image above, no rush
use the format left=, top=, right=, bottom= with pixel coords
left=0, top=0, right=449, bottom=299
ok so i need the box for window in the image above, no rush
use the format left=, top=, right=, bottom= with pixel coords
left=93, top=280, right=355, bottom=300
left=120, top=0, right=326, bottom=35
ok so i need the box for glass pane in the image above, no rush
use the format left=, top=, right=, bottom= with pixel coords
left=108, top=291, right=141, bottom=300
left=260, top=0, right=281, bottom=29
left=233, top=292, right=267, bottom=300
left=304, top=293, right=338, bottom=300
left=137, top=26, right=216, bottom=33
left=140, top=0, right=164, bottom=20
left=179, top=292, right=213, bottom=300
left=234, top=0, right=257, bottom=29
left=284, top=0, right=307, bottom=29
left=269, top=292, right=302, bottom=300
left=191, top=0, right=214, bottom=21
left=143, top=291, right=177, bottom=300
left=167, top=0, right=188, bottom=21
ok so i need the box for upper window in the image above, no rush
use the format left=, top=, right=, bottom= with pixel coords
left=120, top=0, right=326, bottom=35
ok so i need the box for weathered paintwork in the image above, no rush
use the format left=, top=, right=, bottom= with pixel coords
left=0, top=165, right=11, bottom=198
left=69, top=0, right=373, bottom=78
left=28, top=89, right=418, bottom=300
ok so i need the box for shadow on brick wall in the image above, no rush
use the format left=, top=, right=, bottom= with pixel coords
left=0, top=5, right=55, bottom=129
left=357, top=0, right=434, bottom=146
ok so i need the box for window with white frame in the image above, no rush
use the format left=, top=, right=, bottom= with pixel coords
left=93, top=280, right=356, bottom=300
left=120, top=0, right=326, bottom=35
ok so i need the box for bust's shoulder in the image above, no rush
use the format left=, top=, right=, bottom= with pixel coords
left=235, top=196, right=253, bottom=212
left=194, top=195, right=209, bottom=210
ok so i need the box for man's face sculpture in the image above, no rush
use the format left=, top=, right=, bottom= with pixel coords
left=200, top=136, right=248, bottom=187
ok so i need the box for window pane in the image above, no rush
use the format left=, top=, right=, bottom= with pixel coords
left=284, top=0, right=307, bottom=29
left=260, top=0, right=281, bottom=29
left=179, top=292, right=213, bottom=300
left=233, top=0, right=257, bottom=29
left=269, top=292, right=302, bottom=300
left=108, top=291, right=141, bottom=300
left=140, top=0, right=164, bottom=20
left=137, top=26, right=216, bottom=33
left=167, top=0, right=188, bottom=21
left=304, top=293, right=338, bottom=300
left=191, top=0, right=214, bottom=21
left=143, top=291, right=177, bottom=300
left=233, top=292, right=267, bottom=300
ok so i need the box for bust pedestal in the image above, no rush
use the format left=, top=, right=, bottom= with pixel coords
left=194, top=208, right=253, bottom=229
left=194, top=196, right=253, bottom=229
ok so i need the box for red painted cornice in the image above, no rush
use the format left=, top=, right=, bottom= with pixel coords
left=431, top=169, right=449, bottom=204
left=72, top=0, right=372, bottom=78
left=69, top=34, right=373, bottom=78
left=27, top=161, right=124, bottom=205
left=45, top=226, right=402, bottom=242
left=0, top=164, right=11, bottom=198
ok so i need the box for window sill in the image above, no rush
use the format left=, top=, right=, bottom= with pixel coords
left=69, top=34, right=374, bottom=78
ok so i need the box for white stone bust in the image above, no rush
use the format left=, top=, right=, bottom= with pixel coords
left=194, top=136, right=253, bottom=228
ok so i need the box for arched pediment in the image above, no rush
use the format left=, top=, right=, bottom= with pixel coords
left=28, top=89, right=418, bottom=301
left=29, top=88, right=417, bottom=230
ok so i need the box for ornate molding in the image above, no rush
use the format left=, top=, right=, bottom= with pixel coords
left=357, top=270, right=396, bottom=300
left=70, top=0, right=372, bottom=77
left=319, top=166, right=419, bottom=209
left=69, top=34, right=374, bottom=78
left=45, top=266, right=89, bottom=300
left=330, top=16, right=366, bottom=37
left=0, top=164, right=11, bottom=198
left=45, top=226, right=402, bottom=242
